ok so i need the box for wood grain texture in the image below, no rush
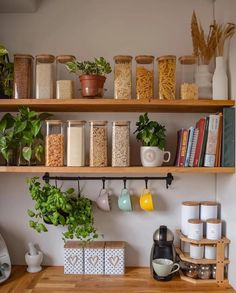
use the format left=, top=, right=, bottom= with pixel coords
left=176, top=230, right=231, bottom=244
left=0, top=266, right=234, bottom=293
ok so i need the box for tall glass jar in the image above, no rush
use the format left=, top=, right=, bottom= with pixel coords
left=45, top=120, right=64, bottom=167
left=36, top=54, right=55, bottom=99
left=112, top=121, right=130, bottom=167
left=114, top=55, right=132, bottom=99
left=67, top=120, right=86, bottom=166
left=13, top=54, right=33, bottom=99
left=56, top=55, right=76, bottom=99
left=89, top=120, right=108, bottom=167
left=179, top=55, right=198, bottom=100
left=157, top=55, right=176, bottom=100
left=135, top=55, right=154, bottom=100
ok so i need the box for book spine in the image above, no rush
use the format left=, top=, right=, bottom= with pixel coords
left=184, top=127, right=195, bottom=167
left=215, top=113, right=223, bottom=167
left=174, top=129, right=184, bottom=167
left=179, top=129, right=189, bottom=167
left=222, top=108, right=235, bottom=167
left=199, top=117, right=209, bottom=167
left=189, top=128, right=199, bottom=167
left=193, top=118, right=206, bottom=167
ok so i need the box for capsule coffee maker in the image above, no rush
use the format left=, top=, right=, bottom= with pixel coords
left=150, top=225, right=176, bottom=281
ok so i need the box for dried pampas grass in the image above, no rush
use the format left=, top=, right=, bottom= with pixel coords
left=215, top=23, right=236, bottom=56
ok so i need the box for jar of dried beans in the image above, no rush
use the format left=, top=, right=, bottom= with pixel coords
left=89, top=120, right=108, bottom=167
left=179, top=55, right=198, bottom=100
left=135, top=55, right=154, bottom=100
left=13, top=54, right=33, bottom=99
left=67, top=120, right=86, bottom=166
left=45, top=120, right=64, bottom=167
left=112, top=121, right=130, bottom=167
left=157, top=55, right=176, bottom=100
left=114, top=55, right=132, bottom=99
left=56, top=55, right=76, bottom=99
left=36, top=54, right=55, bottom=99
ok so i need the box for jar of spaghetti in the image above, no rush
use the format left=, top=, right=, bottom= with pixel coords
left=157, top=55, right=176, bottom=100
left=114, top=55, right=132, bottom=99
left=135, top=55, right=154, bottom=100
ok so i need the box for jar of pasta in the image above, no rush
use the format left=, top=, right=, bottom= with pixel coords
left=56, top=55, right=76, bottom=99
left=135, top=55, right=154, bottom=100
left=114, top=55, right=132, bottom=99
left=89, top=120, right=108, bottom=167
left=157, top=55, right=176, bottom=100
left=36, top=54, right=55, bottom=99
left=179, top=55, right=198, bottom=100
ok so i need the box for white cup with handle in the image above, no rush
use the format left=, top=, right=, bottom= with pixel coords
left=152, top=258, right=180, bottom=277
left=140, top=147, right=171, bottom=167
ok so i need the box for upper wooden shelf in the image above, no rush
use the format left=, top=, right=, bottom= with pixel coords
left=0, top=99, right=234, bottom=113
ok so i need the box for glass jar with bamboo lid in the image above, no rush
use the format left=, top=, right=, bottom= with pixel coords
left=56, top=55, right=76, bottom=99
left=179, top=55, right=198, bottom=100
left=135, top=55, right=154, bottom=100
left=114, top=55, right=132, bottom=99
left=157, top=55, right=176, bottom=100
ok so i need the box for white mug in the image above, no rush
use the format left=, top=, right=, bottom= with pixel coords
left=141, top=146, right=171, bottom=167
left=152, top=258, right=180, bottom=277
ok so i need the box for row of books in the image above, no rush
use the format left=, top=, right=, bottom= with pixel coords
left=174, top=108, right=235, bottom=168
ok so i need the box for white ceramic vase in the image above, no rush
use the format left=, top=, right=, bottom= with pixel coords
left=140, top=146, right=171, bottom=167
left=25, top=251, right=43, bottom=273
left=195, top=64, right=212, bottom=99
left=212, top=56, right=228, bottom=100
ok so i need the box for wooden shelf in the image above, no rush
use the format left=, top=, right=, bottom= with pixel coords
left=0, top=166, right=234, bottom=174
left=0, top=99, right=234, bottom=113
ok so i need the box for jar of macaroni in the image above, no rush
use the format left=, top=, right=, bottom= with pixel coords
left=135, top=55, right=154, bottom=100
left=114, top=55, right=132, bottom=99
left=36, top=54, right=55, bottom=99
left=89, top=120, right=108, bottom=167
left=56, top=55, right=76, bottom=99
left=179, top=55, right=198, bottom=100
left=157, top=55, right=176, bottom=100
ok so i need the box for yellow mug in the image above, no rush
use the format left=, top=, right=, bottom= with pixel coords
left=140, top=189, right=154, bottom=211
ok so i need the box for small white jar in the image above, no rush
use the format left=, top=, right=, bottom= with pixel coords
left=190, top=244, right=204, bottom=259
left=181, top=201, right=200, bottom=236
left=206, top=219, right=222, bottom=240
left=188, top=219, right=203, bottom=240
left=205, top=245, right=217, bottom=260
left=200, top=201, right=218, bottom=221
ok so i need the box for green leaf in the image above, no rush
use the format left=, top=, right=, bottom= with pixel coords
left=27, top=209, right=35, bottom=217
left=22, top=146, right=32, bottom=162
left=14, top=120, right=27, bottom=134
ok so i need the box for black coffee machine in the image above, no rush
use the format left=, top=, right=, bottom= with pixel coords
left=150, top=225, right=176, bottom=281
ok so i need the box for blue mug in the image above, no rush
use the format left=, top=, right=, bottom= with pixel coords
left=118, top=189, right=132, bottom=212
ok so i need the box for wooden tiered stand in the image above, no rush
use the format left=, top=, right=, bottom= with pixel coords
left=176, top=229, right=230, bottom=287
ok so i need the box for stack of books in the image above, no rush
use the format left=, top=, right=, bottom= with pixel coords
left=174, top=108, right=235, bottom=167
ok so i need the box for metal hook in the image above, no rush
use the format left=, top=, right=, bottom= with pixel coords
left=78, top=176, right=81, bottom=197
left=145, top=177, right=148, bottom=189
left=55, top=178, right=58, bottom=188
left=102, top=177, right=106, bottom=189
left=123, top=178, right=127, bottom=189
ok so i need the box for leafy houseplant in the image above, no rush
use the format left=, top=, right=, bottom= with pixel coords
left=66, top=57, right=112, bottom=98
left=134, top=113, right=170, bottom=167
left=0, top=45, right=14, bottom=98
left=27, top=177, right=98, bottom=242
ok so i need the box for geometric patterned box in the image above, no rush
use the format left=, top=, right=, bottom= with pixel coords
left=84, top=241, right=105, bottom=275
left=64, top=241, right=84, bottom=274
left=104, top=241, right=125, bottom=275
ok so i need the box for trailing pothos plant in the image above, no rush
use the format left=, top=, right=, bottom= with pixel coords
left=0, top=45, right=14, bottom=98
left=134, top=113, right=166, bottom=149
left=27, top=177, right=98, bottom=242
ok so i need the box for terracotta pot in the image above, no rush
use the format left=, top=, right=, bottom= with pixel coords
left=79, top=75, right=106, bottom=98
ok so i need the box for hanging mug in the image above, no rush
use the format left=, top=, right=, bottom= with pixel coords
left=140, top=188, right=154, bottom=211
left=118, top=188, right=132, bottom=212
left=96, top=188, right=111, bottom=212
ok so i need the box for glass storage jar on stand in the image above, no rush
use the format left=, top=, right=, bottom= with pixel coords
left=198, top=264, right=212, bottom=280
left=157, top=55, right=176, bottom=100
left=89, top=120, right=108, bottom=167
left=179, top=55, right=198, bottom=100
left=56, top=55, right=76, bottom=99
left=135, top=55, right=154, bottom=100
left=13, top=54, right=33, bottom=99
left=114, top=55, right=132, bottom=99
left=36, top=54, right=55, bottom=99
left=67, top=120, right=86, bottom=166
left=112, top=121, right=130, bottom=167
left=45, top=120, right=64, bottom=167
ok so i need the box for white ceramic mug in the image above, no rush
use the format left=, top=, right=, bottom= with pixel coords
left=152, top=258, right=180, bottom=277
left=141, top=146, right=171, bottom=167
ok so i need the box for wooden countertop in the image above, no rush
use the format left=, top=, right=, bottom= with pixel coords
left=1, top=266, right=234, bottom=293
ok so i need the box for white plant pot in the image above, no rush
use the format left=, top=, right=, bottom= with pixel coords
left=25, top=251, right=43, bottom=273
left=140, top=146, right=171, bottom=167
left=195, top=64, right=212, bottom=99
left=212, top=56, right=228, bottom=100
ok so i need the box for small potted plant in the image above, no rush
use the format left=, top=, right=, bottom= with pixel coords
left=27, top=177, right=98, bottom=242
left=0, top=45, right=13, bottom=98
left=66, top=57, right=112, bottom=98
left=134, top=113, right=170, bottom=167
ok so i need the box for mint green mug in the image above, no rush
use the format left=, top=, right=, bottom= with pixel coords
left=118, top=188, right=132, bottom=212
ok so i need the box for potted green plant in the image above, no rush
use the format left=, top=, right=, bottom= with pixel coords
left=134, top=113, right=171, bottom=167
left=66, top=57, right=112, bottom=98
left=27, top=177, right=98, bottom=242
left=0, top=45, right=14, bottom=98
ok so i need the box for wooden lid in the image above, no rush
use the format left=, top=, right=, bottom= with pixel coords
left=182, top=201, right=199, bottom=206
left=45, top=119, right=64, bottom=125
left=64, top=241, right=83, bottom=249
left=201, top=201, right=218, bottom=206
left=112, top=120, right=130, bottom=126
left=105, top=241, right=125, bottom=249
left=135, top=55, right=154, bottom=64
left=188, top=219, right=203, bottom=224
left=113, top=55, right=133, bottom=62
left=207, top=218, right=221, bottom=224
left=178, top=55, right=197, bottom=65
left=56, top=55, right=76, bottom=63
left=89, top=120, right=108, bottom=125
left=84, top=241, right=105, bottom=249
left=14, top=54, right=34, bottom=59
left=67, top=120, right=86, bottom=125
left=36, top=54, right=55, bottom=63
left=156, top=55, right=176, bottom=61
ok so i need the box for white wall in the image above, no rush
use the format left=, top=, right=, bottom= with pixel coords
left=0, top=0, right=234, bottom=287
